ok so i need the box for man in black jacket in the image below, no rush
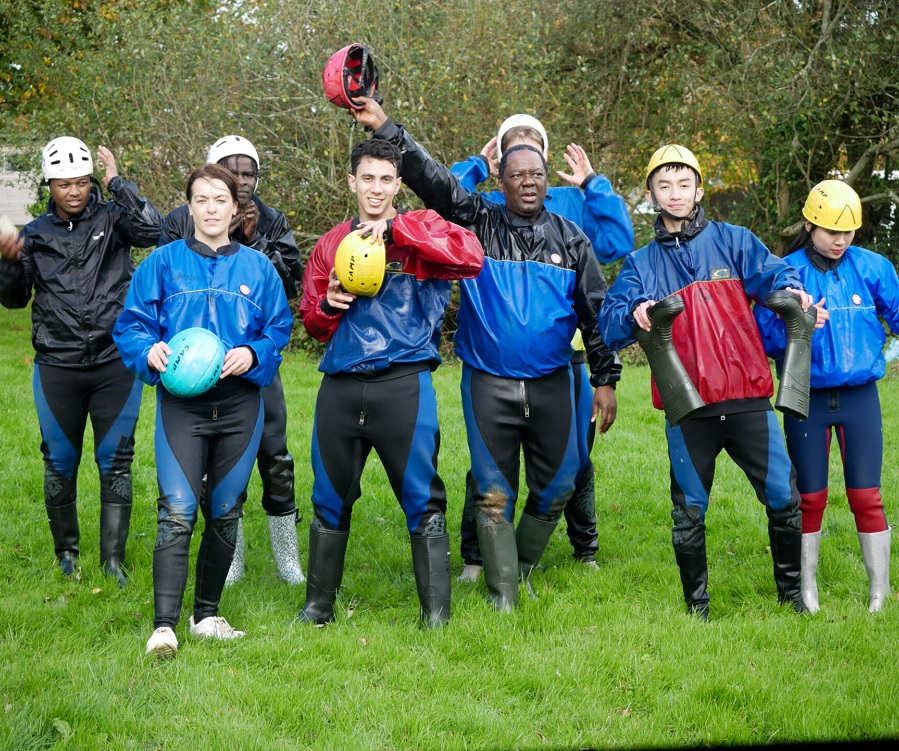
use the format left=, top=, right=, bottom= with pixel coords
left=158, top=135, right=305, bottom=585
left=0, top=137, right=163, bottom=585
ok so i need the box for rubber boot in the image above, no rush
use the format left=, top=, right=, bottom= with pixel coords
left=672, top=506, right=709, bottom=620
left=477, top=522, right=519, bottom=612
left=768, top=501, right=808, bottom=613
left=765, top=290, right=817, bottom=420
left=46, top=500, right=79, bottom=577
left=411, top=533, right=451, bottom=628
left=565, top=468, right=599, bottom=564
left=193, top=517, right=239, bottom=622
left=298, top=522, right=350, bottom=625
left=516, top=513, right=560, bottom=599
left=858, top=529, right=891, bottom=613
left=268, top=511, right=305, bottom=585
left=634, top=294, right=705, bottom=426
left=99, top=503, right=131, bottom=587
left=800, top=531, right=821, bottom=613
left=224, top=517, right=245, bottom=586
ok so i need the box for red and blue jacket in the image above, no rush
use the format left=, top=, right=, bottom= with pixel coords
left=599, top=208, right=804, bottom=410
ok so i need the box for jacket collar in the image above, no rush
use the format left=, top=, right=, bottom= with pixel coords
left=46, top=183, right=102, bottom=225
left=653, top=205, right=709, bottom=246
left=186, top=236, right=241, bottom=257
left=805, top=245, right=846, bottom=272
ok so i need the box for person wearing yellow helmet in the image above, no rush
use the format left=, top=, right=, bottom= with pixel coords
left=755, top=179, right=897, bottom=614
left=599, top=143, right=825, bottom=619
left=297, top=137, right=484, bottom=628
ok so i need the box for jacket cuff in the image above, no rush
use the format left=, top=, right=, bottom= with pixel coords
left=580, top=172, right=597, bottom=190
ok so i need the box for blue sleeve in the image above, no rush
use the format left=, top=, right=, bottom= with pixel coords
left=450, top=156, right=490, bottom=192
left=113, top=253, right=165, bottom=386
left=735, top=226, right=804, bottom=303
left=871, top=252, right=899, bottom=335
left=582, top=174, right=635, bottom=264
left=238, top=262, right=293, bottom=388
left=752, top=302, right=787, bottom=359
left=597, top=253, right=651, bottom=351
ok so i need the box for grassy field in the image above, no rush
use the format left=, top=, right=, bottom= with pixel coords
left=0, top=303, right=897, bottom=750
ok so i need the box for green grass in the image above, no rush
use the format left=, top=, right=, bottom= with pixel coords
left=1, top=303, right=898, bottom=750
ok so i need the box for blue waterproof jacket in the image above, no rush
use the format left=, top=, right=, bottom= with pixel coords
left=451, top=155, right=634, bottom=264
left=375, top=120, right=620, bottom=387
left=113, top=238, right=293, bottom=389
left=754, top=245, right=899, bottom=388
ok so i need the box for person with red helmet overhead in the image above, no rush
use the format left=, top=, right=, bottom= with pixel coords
left=0, top=137, right=163, bottom=585
left=159, top=135, right=305, bottom=587
left=450, top=114, right=634, bottom=581
left=599, top=144, right=826, bottom=619
left=754, top=180, right=897, bottom=614
left=297, top=137, right=483, bottom=628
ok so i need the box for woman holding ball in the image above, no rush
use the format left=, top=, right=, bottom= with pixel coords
left=113, top=163, right=292, bottom=658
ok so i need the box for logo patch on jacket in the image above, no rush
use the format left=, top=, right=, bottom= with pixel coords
left=239, top=284, right=251, bottom=296
left=386, top=260, right=402, bottom=273
left=710, top=267, right=731, bottom=280
left=550, top=253, right=562, bottom=265
left=852, top=293, right=862, bottom=306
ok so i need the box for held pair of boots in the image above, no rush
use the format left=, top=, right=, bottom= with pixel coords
left=476, top=514, right=559, bottom=612
left=801, top=528, right=892, bottom=613
left=224, top=511, right=306, bottom=586
left=298, top=518, right=451, bottom=628
left=46, top=497, right=131, bottom=587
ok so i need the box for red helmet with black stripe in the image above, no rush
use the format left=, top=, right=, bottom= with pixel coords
left=322, top=44, right=380, bottom=110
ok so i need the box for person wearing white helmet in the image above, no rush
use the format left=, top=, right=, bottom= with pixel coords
left=159, top=135, right=305, bottom=586
left=451, top=114, right=635, bottom=582
left=0, top=137, right=163, bottom=585
left=755, top=179, right=896, bottom=614
left=599, top=144, right=826, bottom=619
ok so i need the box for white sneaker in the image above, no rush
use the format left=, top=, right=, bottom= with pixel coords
left=457, top=564, right=483, bottom=583
left=580, top=559, right=600, bottom=570
left=189, top=615, right=246, bottom=640
left=145, top=627, right=178, bottom=659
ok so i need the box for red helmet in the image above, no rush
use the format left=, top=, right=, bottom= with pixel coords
left=322, top=44, right=380, bottom=110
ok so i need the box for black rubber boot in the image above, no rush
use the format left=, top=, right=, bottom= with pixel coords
left=516, top=513, right=559, bottom=598
left=477, top=522, right=519, bottom=612
left=193, top=516, right=239, bottom=622
left=672, top=505, right=710, bottom=620
left=634, top=295, right=705, bottom=426
left=260, top=452, right=295, bottom=514
left=152, top=519, right=193, bottom=629
left=298, top=521, right=350, bottom=625
left=564, top=468, right=599, bottom=562
left=99, top=502, right=132, bottom=587
left=765, top=290, right=817, bottom=420
left=411, top=533, right=451, bottom=628
left=767, top=500, right=808, bottom=613
left=46, top=500, right=80, bottom=577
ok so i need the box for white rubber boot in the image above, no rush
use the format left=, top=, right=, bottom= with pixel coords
left=859, top=528, right=891, bottom=613
left=268, top=513, right=305, bottom=585
left=800, top=531, right=821, bottom=613
left=224, top=517, right=244, bottom=587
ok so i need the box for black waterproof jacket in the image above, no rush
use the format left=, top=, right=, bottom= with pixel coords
left=158, top=195, right=303, bottom=299
left=0, top=177, right=163, bottom=367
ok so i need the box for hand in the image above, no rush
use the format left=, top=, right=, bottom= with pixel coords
left=480, top=136, right=499, bottom=179
left=557, top=144, right=594, bottom=187
left=349, top=96, right=388, bottom=131
left=812, top=297, right=829, bottom=329
left=326, top=268, right=356, bottom=310
left=784, top=286, right=813, bottom=311
left=592, top=385, right=618, bottom=434
left=357, top=219, right=390, bottom=245
left=220, top=346, right=254, bottom=378
left=632, top=300, right=657, bottom=332
left=97, top=146, right=119, bottom=189
left=239, top=200, right=259, bottom=243
left=147, top=341, right=171, bottom=373
left=0, top=230, right=24, bottom=263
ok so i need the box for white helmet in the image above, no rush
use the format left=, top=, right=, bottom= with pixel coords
left=496, top=114, right=548, bottom=160
left=41, top=137, right=93, bottom=181
left=206, top=135, right=260, bottom=171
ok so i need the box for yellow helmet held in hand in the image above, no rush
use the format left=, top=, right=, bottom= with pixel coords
left=334, top=230, right=386, bottom=297
left=645, top=144, right=703, bottom=187
left=802, top=179, right=862, bottom=231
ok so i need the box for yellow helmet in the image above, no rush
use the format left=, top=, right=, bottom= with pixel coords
left=334, top=230, right=386, bottom=297
left=801, top=179, right=862, bottom=231
left=645, top=144, right=703, bottom=187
